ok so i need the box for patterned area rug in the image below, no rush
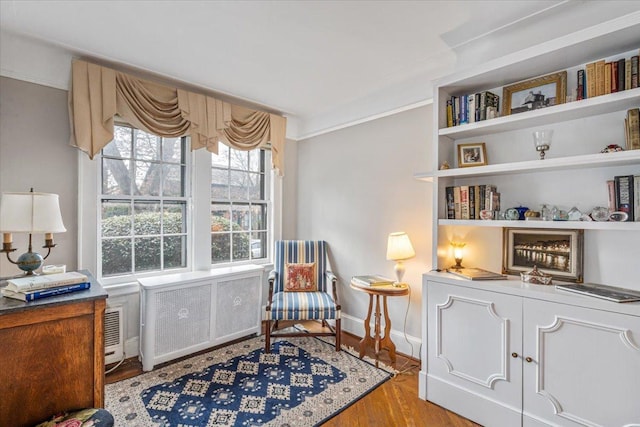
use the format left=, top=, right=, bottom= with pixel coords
left=106, top=334, right=393, bottom=426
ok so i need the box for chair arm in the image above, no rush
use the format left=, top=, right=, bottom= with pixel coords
left=326, top=271, right=339, bottom=305
left=266, top=270, right=277, bottom=310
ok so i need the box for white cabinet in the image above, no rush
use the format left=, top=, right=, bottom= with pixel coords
left=422, top=274, right=640, bottom=427
left=416, top=14, right=640, bottom=286
left=139, top=265, right=263, bottom=371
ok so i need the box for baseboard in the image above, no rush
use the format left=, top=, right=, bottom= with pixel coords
left=125, top=337, right=139, bottom=359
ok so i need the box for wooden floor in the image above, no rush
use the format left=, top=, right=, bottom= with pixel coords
left=106, top=321, right=478, bottom=427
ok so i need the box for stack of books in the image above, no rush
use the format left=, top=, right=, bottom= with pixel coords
left=352, top=275, right=395, bottom=287
left=1, top=271, right=90, bottom=302
left=446, top=268, right=507, bottom=280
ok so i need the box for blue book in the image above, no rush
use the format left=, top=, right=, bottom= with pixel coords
left=1, top=282, right=91, bottom=302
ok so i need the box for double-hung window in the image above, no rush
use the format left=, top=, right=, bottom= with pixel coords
left=99, top=125, right=189, bottom=277
left=210, top=144, right=269, bottom=264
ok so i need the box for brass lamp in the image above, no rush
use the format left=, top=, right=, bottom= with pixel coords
left=386, top=232, right=416, bottom=286
left=450, top=242, right=466, bottom=269
left=0, top=189, right=66, bottom=275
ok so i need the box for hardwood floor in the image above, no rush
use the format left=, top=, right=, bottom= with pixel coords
left=106, top=321, right=478, bottom=426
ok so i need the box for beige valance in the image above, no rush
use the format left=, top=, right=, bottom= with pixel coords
left=68, top=60, right=286, bottom=174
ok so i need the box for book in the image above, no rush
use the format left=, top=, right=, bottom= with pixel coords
left=611, top=61, right=618, bottom=93
left=635, top=174, right=640, bottom=222
left=595, top=60, right=605, bottom=96
left=446, top=100, right=453, bottom=127
left=446, top=268, right=507, bottom=280
left=631, top=55, right=639, bottom=89
left=615, top=175, right=634, bottom=221
left=604, top=62, right=612, bottom=94
left=627, top=108, right=640, bottom=150
left=576, top=69, right=585, bottom=100
left=351, top=275, right=394, bottom=287
left=555, top=283, right=640, bottom=303
left=467, top=94, right=476, bottom=124
left=617, top=58, right=626, bottom=92
left=585, top=61, right=596, bottom=98
left=625, top=58, right=632, bottom=90
left=460, top=185, right=469, bottom=220
left=5, top=271, right=89, bottom=292
left=606, top=179, right=617, bottom=212
left=445, top=186, right=455, bottom=219
left=454, top=186, right=461, bottom=219
left=1, top=282, right=91, bottom=302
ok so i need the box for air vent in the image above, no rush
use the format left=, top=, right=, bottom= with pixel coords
left=105, top=306, right=124, bottom=365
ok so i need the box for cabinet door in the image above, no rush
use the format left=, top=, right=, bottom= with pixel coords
left=523, top=299, right=640, bottom=427
left=426, top=281, right=522, bottom=426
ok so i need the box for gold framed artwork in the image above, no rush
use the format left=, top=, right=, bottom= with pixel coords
left=457, top=142, right=487, bottom=167
left=502, top=71, right=567, bottom=116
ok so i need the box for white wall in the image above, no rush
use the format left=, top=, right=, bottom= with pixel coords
left=0, top=76, right=78, bottom=277
left=295, top=105, right=433, bottom=356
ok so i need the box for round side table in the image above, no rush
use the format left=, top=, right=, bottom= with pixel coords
left=350, top=280, right=409, bottom=363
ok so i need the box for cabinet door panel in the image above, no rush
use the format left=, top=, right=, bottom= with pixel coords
left=523, top=299, right=640, bottom=426
left=427, top=282, right=522, bottom=410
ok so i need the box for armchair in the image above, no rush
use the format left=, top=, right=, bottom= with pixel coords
left=264, top=240, right=341, bottom=353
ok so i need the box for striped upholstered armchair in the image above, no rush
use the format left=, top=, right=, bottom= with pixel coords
left=264, top=240, right=341, bottom=353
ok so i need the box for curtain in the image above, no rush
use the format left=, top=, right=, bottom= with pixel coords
left=68, top=60, right=286, bottom=174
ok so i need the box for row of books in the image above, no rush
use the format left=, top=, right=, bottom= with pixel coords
left=1, top=271, right=90, bottom=302
left=578, top=54, right=639, bottom=100
left=446, top=91, right=500, bottom=127
left=607, top=174, right=639, bottom=222
left=445, top=185, right=500, bottom=220
left=624, top=108, right=639, bottom=151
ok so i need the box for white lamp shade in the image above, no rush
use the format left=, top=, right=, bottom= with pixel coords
left=0, top=192, right=66, bottom=233
left=386, top=232, right=416, bottom=261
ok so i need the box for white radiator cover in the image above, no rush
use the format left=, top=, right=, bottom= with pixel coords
left=139, top=265, right=263, bottom=371
left=104, top=305, right=124, bottom=365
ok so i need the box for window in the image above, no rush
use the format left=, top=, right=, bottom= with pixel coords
left=100, top=125, right=189, bottom=277
left=210, top=145, right=269, bottom=264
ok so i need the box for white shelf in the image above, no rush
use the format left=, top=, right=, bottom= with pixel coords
left=433, top=149, right=640, bottom=179
left=439, top=88, right=640, bottom=139
left=438, top=219, right=640, bottom=231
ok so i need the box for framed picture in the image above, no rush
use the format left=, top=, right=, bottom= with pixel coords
left=457, top=142, right=487, bottom=168
left=503, top=228, right=583, bottom=282
left=502, top=71, right=567, bottom=116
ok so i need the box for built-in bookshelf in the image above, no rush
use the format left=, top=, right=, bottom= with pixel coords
left=415, top=12, right=640, bottom=285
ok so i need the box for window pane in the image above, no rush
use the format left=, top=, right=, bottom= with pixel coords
left=251, top=232, right=267, bottom=260
left=232, top=204, right=250, bottom=231
left=248, top=172, right=263, bottom=200
left=251, top=204, right=266, bottom=231
left=107, top=127, right=132, bottom=158
left=233, top=232, right=250, bottom=261
left=211, top=168, right=229, bottom=199
left=163, top=164, right=184, bottom=197
left=211, top=144, right=229, bottom=168
left=211, top=233, right=231, bottom=263
left=164, top=235, right=186, bottom=268
left=162, top=137, right=183, bottom=163
left=163, top=202, right=186, bottom=234
left=135, top=237, right=161, bottom=271
left=211, top=204, right=231, bottom=232
left=229, top=170, right=248, bottom=199
left=102, top=238, right=132, bottom=276
left=101, top=202, right=131, bottom=237
left=230, top=148, right=248, bottom=170
left=134, top=202, right=161, bottom=235
left=134, top=129, right=160, bottom=161
left=134, top=161, right=161, bottom=196
left=102, top=158, right=131, bottom=195
left=248, top=150, right=261, bottom=172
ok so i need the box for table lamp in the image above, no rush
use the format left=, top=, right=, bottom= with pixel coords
left=0, top=189, right=66, bottom=275
left=386, top=232, right=415, bottom=286
left=450, top=241, right=466, bottom=269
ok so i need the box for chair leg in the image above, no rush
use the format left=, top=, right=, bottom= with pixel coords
left=265, top=319, right=271, bottom=353
left=335, top=318, right=341, bottom=351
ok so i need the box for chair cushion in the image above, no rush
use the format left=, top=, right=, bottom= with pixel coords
left=267, top=291, right=340, bottom=320
left=284, top=262, right=317, bottom=292
left=35, top=408, right=114, bottom=427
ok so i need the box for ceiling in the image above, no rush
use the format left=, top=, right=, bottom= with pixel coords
left=1, top=1, right=639, bottom=139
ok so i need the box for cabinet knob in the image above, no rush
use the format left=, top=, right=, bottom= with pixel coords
left=511, top=352, right=518, bottom=358
left=525, top=356, right=533, bottom=363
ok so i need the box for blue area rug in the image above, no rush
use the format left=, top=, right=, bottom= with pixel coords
left=106, top=334, right=393, bottom=426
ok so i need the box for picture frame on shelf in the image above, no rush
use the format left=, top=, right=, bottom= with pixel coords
left=502, top=71, right=567, bottom=116
left=503, top=228, right=583, bottom=283
left=457, top=142, right=487, bottom=168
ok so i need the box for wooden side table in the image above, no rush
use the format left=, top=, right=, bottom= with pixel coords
left=350, top=280, right=409, bottom=363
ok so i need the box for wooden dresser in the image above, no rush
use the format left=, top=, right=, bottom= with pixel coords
left=0, top=271, right=108, bottom=427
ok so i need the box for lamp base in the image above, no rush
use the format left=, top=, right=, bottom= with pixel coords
left=16, top=251, right=44, bottom=275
